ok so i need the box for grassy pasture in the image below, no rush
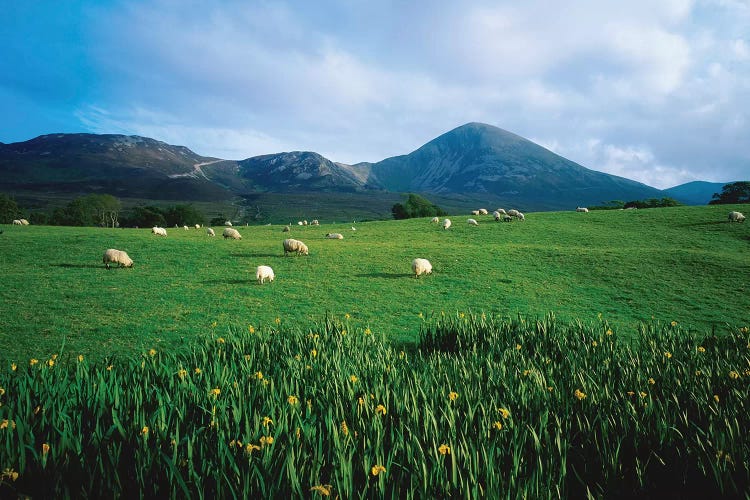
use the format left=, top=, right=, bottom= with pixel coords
left=0, top=204, right=748, bottom=363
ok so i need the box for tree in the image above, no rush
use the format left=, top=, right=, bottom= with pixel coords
left=49, top=194, right=122, bottom=226
left=122, top=206, right=166, bottom=228
left=0, top=193, right=21, bottom=223
left=163, top=204, right=205, bottom=227
left=709, top=181, right=750, bottom=205
left=391, top=193, right=446, bottom=220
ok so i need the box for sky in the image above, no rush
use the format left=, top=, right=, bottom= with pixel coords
left=2, top=1, right=749, bottom=189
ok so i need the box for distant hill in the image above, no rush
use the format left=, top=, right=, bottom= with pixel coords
left=0, top=123, right=686, bottom=216
left=663, top=181, right=731, bottom=205
left=367, top=123, right=664, bottom=210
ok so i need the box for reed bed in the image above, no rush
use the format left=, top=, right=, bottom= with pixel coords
left=0, top=314, right=748, bottom=498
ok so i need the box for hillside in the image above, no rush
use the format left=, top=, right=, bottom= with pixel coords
left=664, top=180, right=731, bottom=205
left=368, top=123, right=664, bottom=209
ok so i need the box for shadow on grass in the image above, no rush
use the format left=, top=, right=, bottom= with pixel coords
left=230, top=253, right=282, bottom=259
left=51, top=263, right=104, bottom=269
left=202, top=279, right=249, bottom=285
left=355, top=272, right=410, bottom=279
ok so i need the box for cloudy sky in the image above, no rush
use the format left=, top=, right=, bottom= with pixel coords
left=2, top=0, right=749, bottom=188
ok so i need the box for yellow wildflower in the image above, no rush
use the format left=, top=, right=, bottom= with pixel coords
left=217, top=337, right=225, bottom=344
left=10, top=363, right=16, bottom=371
left=448, top=391, right=459, bottom=401
left=149, top=348, right=157, bottom=357
left=296, top=427, right=301, bottom=439
left=606, top=329, right=613, bottom=336
left=0, top=420, right=8, bottom=430
left=255, top=371, right=263, bottom=379
left=288, top=395, right=299, bottom=405
left=729, top=371, right=740, bottom=380
left=341, top=420, right=349, bottom=436
left=627, top=391, right=635, bottom=397
left=671, top=321, right=678, bottom=327
left=106, top=365, right=113, bottom=371
left=492, top=421, right=503, bottom=431
left=358, top=397, right=365, bottom=407
left=664, top=351, right=672, bottom=359
left=648, top=378, right=655, bottom=385
left=418, top=312, right=423, bottom=318
left=248, top=325, right=255, bottom=334
left=210, top=388, right=221, bottom=397
left=260, top=435, right=274, bottom=447
left=375, top=404, right=387, bottom=415
left=574, top=389, right=587, bottom=401
left=547, top=386, right=554, bottom=392
left=639, top=392, right=647, bottom=398
left=696, top=370, right=702, bottom=376
left=41, top=443, right=50, bottom=455
left=30, top=359, right=39, bottom=366
left=177, top=369, right=187, bottom=379
left=77, top=355, right=84, bottom=362
left=262, top=416, right=273, bottom=427
left=140, top=426, right=149, bottom=436
left=522, top=369, right=530, bottom=376
left=371, top=464, right=386, bottom=476
left=211, top=321, right=217, bottom=328
left=311, top=349, right=317, bottom=358
left=345, top=313, right=351, bottom=319
left=1, top=468, right=18, bottom=482
left=245, top=443, right=261, bottom=454
left=592, top=341, right=598, bottom=347
left=714, top=394, right=720, bottom=403
left=697, top=346, right=706, bottom=353
left=459, top=312, right=465, bottom=319
left=516, top=344, right=522, bottom=351
left=498, top=408, right=511, bottom=419
left=364, top=327, right=372, bottom=335
left=194, top=367, right=202, bottom=374
left=310, top=484, right=333, bottom=496
left=438, top=444, right=451, bottom=455
left=275, top=317, right=281, bottom=325
left=350, top=375, right=358, bottom=383
left=0, top=388, right=4, bottom=397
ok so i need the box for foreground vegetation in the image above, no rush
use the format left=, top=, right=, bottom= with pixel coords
left=0, top=314, right=747, bottom=497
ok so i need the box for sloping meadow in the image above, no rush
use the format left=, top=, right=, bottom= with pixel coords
left=0, top=313, right=748, bottom=497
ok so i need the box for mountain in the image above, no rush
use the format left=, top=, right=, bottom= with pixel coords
left=367, top=123, right=663, bottom=209
left=236, top=151, right=380, bottom=192
left=0, top=133, right=234, bottom=201
left=663, top=181, right=730, bottom=205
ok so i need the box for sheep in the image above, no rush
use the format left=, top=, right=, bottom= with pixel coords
left=442, top=219, right=452, bottom=230
left=206, top=228, right=215, bottom=237
left=412, top=258, right=433, bottom=278
left=351, top=226, right=356, bottom=231
left=728, top=211, right=746, bottom=222
left=297, top=221, right=304, bottom=226
left=223, top=228, right=242, bottom=239
left=430, top=216, right=440, bottom=223
left=495, top=209, right=507, bottom=215
left=311, top=219, right=320, bottom=226
left=151, top=226, right=167, bottom=236
left=256, top=265, right=275, bottom=284
left=502, top=215, right=512, bottom=222
left=467, top=218, right=479, bottom=226
left=478, top=208, right=488, bottom=215
left=471, top=210, right=480, bottom=215
left=183, top=225, right=189, bottom=230
left=225, top=221, right=233, bottom=226
left=517, top=212, right=525, bottom=221
left=282, top=225, right=291, bottom=232
left=12, top=219, right=21, bottom=225
left=102, top=248, right=133, bottom=269
left=195, top=224, right=201, bottom=229
left=325, top=233, right=344, bottom=239
left=576, top=207, right=589, bottom=213
left=283, top=238, right=309, bottom=256
left=507, top=209, right=520, bottom=217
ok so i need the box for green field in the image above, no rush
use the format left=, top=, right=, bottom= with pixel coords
left=0, top=204, right=748, bottom=363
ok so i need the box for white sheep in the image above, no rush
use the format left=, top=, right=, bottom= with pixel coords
left=223, top=228, right=242, bottom=239
left=12, top=219, right=22, bottom=225
left=507, top=209, right=520, bottom=217
left=195, top=224, right=201, bottom=229
left=495, top=209, right=507, bottom=215
left=282, top=225, right=291, bottom=232
left=325, top=233, right=344, bottom=239
left=471, top=210, right=480, bottom=216
left=576, top=207, right=589, bottom=213
left=19, top=219, right=29, bottom=225
left=517, top=212, right=525, bottom=221
left=206, top=228, right=215, bottom=237
left=728, top=211, right=746, bottom=222
left=102, top=248, right=134, bottom=269
left=256, top=265, right=275, bottom=284
left=225, top=221, right=233, bottom=226
left=283, top=238, right=309, bottom=256
left=442, top=219, right=452, bottom=230
left=183, top=225, right=189, bottom=230
left=151, top=226, right=167, bottom=236
left=412, top=258, right=433, bottom=278
left=311, top=219, right=320, bottom=226
left=478, top=208, right=488, bottom=215
left=430, top=216, right=440, bottom=223
left=467, top=218, right=479, bottom=226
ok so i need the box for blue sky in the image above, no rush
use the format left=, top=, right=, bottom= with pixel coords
left=2, top=0, right=748, bottom=189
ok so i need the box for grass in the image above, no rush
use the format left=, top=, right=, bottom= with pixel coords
left=0, top=204, right=748, bottom=364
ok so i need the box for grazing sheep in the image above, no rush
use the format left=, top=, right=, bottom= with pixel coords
left=517, top=212, right=525, bottom=221
left=102, top=248, right=133, bottom=269
left=223, top=228, right=242, bottom=239
left=20, top=219, right=29, bottom=225
left=430, top=216, right=440, bottom=223
left=507, top=209, right=519, bottom=217
left=471, top=210, right=480, bottom=216
left=12, top=219, right=22, bottom=225
left=467, top=218, right=479, bottom=226
left=442, top=219, right=452, bottom=230
left=151, top=226, right=167, bottom=236
left=576, top=207, right=589, bottom=213
left=311, top=220, right=320, bottom=226
left=282, top=225, right=291, bottom=232
left=412, top=258, right=433, bottom=278
left=183, top=225, right=189, bottom=230
left=256, top=265, right=275, bottom=284
left=503, top=215, right=512, bottom=222
left=195, top=224, right=201, bottom=229
left=495, top=209, right=507, bottom=215
left=283, top=238, right=309, bottom=256
left=206, top=228, right=215, bottom=237
left=225, top=221, right=233, bottom=226
left=325, top=233, right=344, bottom=239
left=478, top=208, right=488, bottom=215
left=728, top=211, right=746, bottom=222
left=303, top=220, right=308, bottom=226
